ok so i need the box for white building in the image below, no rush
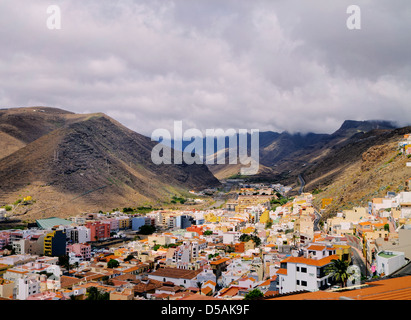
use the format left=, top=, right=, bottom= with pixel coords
left=376, top=250, right=406, bottom=276
left=147, top=267, right=200, bottom=288
left=277, top=245, right=338, bottom=294
left=222, top=232, right=240, bottom=245
left=15, top=276, right=41, bottom=300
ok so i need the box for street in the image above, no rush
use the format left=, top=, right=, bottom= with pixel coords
left=346, top=234, right=369, bottom=277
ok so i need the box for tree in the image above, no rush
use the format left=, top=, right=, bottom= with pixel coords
left=325, top=258, right=350, bottom=287
left=58, top=255, right=70, bottom=272
left=203, top=230, right=213, bottom=236
left=124, top=254, right=135, bottom=262
left=196, top=281, right=203, bottom=295
left=86, top=287, right=109, bottom=300
left=239, top=233, right=261, bottom=247
left=107, top=259, right=119, bottom=269
left=244, top=288, right=264, bottom=300
left=384, top=224, right=390, bottom=232
left=139, top=224, right=156, bottom=235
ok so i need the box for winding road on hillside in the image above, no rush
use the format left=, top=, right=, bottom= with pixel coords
left=298, top=174, right=306, bottom=195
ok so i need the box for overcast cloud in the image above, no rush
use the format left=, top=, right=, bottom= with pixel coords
left=0, top=0, right=410, bottom=136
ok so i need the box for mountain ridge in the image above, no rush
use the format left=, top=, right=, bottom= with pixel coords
left=0, top=107, right=220, bottom=220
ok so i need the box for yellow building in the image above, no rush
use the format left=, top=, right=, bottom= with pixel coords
left=114, top=248, right=128, bottom=257
left=333, top=244, right=352, bottom=264
left=0, top=278, right=14, bottom=299
left=117, top=217, right=130, bottom=230
left=244, top=240, right=255, bottom=251
left=204, top=212, right=219, bottom=223
left=259, top=210, right=270, bottom=224
left=241, top=226, right=255, bottom=234
left=343, top=207, right=367, bottom=221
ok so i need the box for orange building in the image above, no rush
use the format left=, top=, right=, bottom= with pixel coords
left=186, top=226, right=203, bottom=236
left=234, top=242, right=245, bottom=253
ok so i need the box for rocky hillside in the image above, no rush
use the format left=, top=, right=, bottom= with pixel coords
left=310, top=126, right=411, bottom=216
left=0, top=107, right=220, bottom=220
left=207, top=120, right=398, bottom=182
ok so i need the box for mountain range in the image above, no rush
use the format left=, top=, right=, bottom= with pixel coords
left=1, top=106, right=409, bottom=220
left=0, top=107, right=220, bottom=220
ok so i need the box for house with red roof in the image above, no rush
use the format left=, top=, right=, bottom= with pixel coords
left=277, top=245, right=339, bottom=294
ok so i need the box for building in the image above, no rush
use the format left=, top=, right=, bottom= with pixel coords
left=66, top=243, right=92, bottom=261
left=131, top=216, right=152, bottom=232
left=271, top=275, right=411, bottom=300
left=176, top=215, right=194, bottom=229
left=44, top=229, right=66, bottom=257
left=85, top=221, right=110, bottom=241
left=148, top=267, right=202, bottom=288
left=15, top=276, right=41, bottom=300
left=66, top=226, right=91, bottom=244
left=36, top=217, right=73, bottom=230
left=277, top=245, right=339, bottom=294
left=0, top=279, right=14, bottom=299
left=376, top=250, right=406, bottom=276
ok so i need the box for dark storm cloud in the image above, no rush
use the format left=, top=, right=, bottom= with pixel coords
left=0, top=0, right=410, bottom=136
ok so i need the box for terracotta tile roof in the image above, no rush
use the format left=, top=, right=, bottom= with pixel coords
left=112, top=274, right=138, bottom=282
left=270, top=275, right=411, bottom=300
left=264, top=290, right=279, bottom=297
left=60, top=276, right=82, bottom=288
left=307, top=245, right=326, bottom=251
left=358, top=221, right=372, bottom=226
left=150, top=267, right=202, bottom=279
left=7, top=269, right=28, bottom=274
left=179, top=293, right=221, bottom=300
left=201, top=286, right=213, bottom=295
left=276, top=268, right=287, bottom=275
left=210, top=258, right=230, bottom=265
left=157, top=285, right=182, bottom=293
left=258, top=279, right=271, bottom=287
left=281, top=255, right=339, bottom=267
left=204, top=280, right=216, bottom=286
left=220, top=286, right=242, bottom=297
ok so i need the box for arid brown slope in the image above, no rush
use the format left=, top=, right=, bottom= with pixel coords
left=310, top=127, right=411, bottom=217
left=0, top=107, right=97, bottom=159
left=0, top=109, right=220, bottom=220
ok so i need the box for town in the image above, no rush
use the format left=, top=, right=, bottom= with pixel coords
left=1, top=143, right=411, bottom=301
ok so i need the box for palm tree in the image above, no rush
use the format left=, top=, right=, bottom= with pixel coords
left=325, top=258, right=350, bottom=288
left=196, top=281, right=203, bottom=295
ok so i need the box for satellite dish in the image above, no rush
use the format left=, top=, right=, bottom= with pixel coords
left=347, top=265, right=361, bottom=286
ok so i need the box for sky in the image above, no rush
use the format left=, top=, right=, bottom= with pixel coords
left=0, top=0, right=410, bottom=137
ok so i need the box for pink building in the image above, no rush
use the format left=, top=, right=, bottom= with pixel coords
left=105, top=218, right=120, bottom=232
left=66, top=243, right=92, bottom=261
left=0, top=232, right=10, bottom=249
left=26, top=291, right=66, bottom=300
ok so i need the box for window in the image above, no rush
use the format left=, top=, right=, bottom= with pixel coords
left=296, top=280, right=300, bottom=285
left=301, top=267, right=307, bottom=273
left=296, top=266, right=300, bottom=272
left=301, top=281, right=307, bottom=287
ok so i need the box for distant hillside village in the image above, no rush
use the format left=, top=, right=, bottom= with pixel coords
left=1, top=137, right=411, bottom=300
